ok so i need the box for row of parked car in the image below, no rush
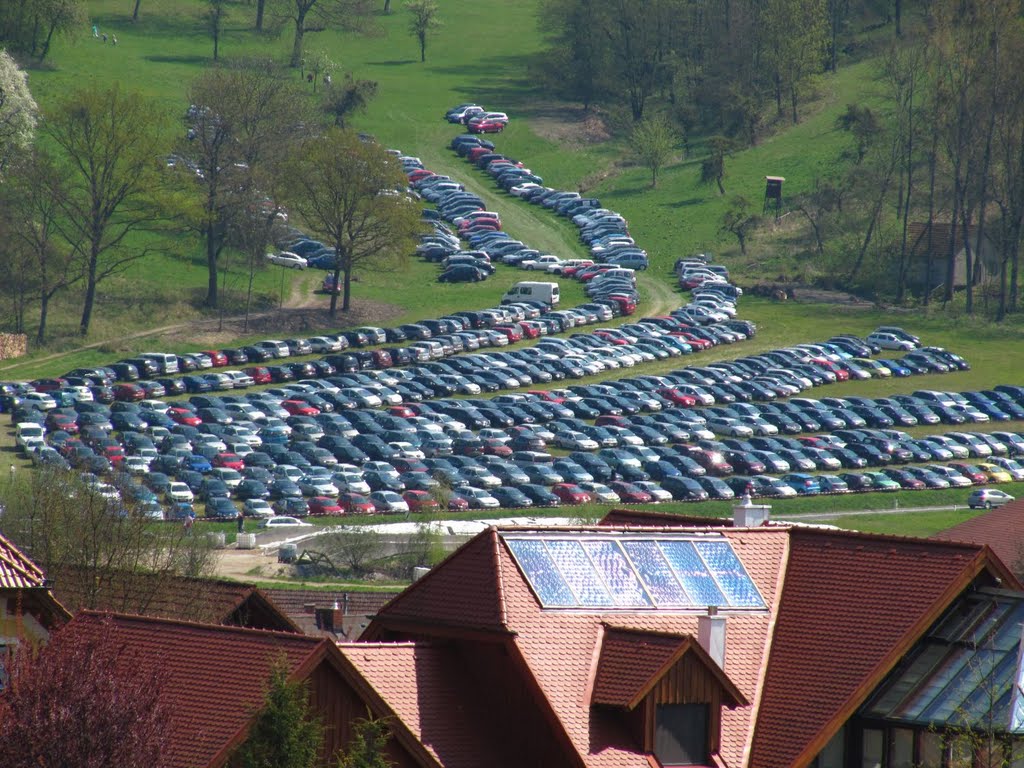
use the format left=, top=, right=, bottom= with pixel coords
left=11, top=318, right=990, bottom=520
left=443, top=103, right=510, bottom=134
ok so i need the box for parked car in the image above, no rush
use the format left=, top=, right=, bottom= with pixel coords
left=967, top=488, right=1015, bottom=509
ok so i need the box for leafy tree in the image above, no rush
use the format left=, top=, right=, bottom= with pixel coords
left=0, top=467, right=217, bottom=614
left=320, top=526, right=387, bottom=577
left=322, top=72, right=378, bottom=127
left=405, top=0, right=440, bottom=63
left=700, top=136, right=734, bottom=195
left=0, top=51, right=37, bottom=180
left=0, top=615, right=172, bottom=768
left=305, top=48, right=335, bottom=91
left=763, top=0, right=828, bottom=122
left=282, top=128, right=422, bottom=315
left=836, top=103, right=883, bottom=164
left=336, top=718, right=394, bottom=768
left=536, top=0, right=610, bottom=110
left=0, top=0, right=84, bottom=61
left=182, top=60, right=310, bottom=308
left=43, top=84, right=167, bottom=336
left=630, top=116, right=677, bottom=187
left=205, top=0, right=228, bottom=60
left=719, top=195, right=756, bottom=255
left=235, top=659, right=322, bottom=768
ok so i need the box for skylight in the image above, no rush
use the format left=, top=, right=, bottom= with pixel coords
left=503, top=534, right=765, bottom=610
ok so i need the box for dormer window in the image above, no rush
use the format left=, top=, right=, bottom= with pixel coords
left=656, top=703, right=709, bottom=766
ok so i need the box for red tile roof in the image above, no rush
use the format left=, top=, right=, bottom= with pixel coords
left=750, top=528, right=1003, bottom=768
left=370, top=529, right=511, bottom=634
left=933, top=500, right=1024, bottom=576
left=49, top=568, right=299, bottom=632
left=338, top=642, right=521, bottom=768
left=263, top=588, right=398, bottom=639
left=65, top=611, right=328, bottom=768
left=0, top=532, right=47, bottom=590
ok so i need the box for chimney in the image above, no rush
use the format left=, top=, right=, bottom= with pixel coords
left=733, top=493, right=771, bottom=527
left=412, top=566, right=431, bottom=581
left=314, top=607, right=335, bottom=633
left=698, top=606, right=727, bottom=669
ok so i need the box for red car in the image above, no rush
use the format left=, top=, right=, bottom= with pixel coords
left=481, top=438, right=513, bottom=457
left=468, top=119, right=504, bottom=134
left=46, top=412, right=79, bottom=433
left=948, top=463, right=990, bottom=485
left=407, top=169, right=435, bottom=183
left=403, top=490, right=439, bottom=512
left=493, top=325, right=523, bottom=343
left=338, top=492, right=375, bottom=515
left=308, top=496, right=344, bottom=516
left=671, top=332, right=713, bottom=350
left=203, top=350, right=229, bottom=367
left=169, top=407, right=203, bottom=426
left=658, top=388, right=699, bottom=407
left=113, top=383, right=145, bottom=402
left=809, top=358, right=850, bottom=381
left=282, top=399, right=319, bottom=416
left=244, top=366, right=272, bottom=385
left=213, top=452, right=245, bottom=471
left=102, top=445, right=126, bottom=466
left=551, top=483, right=592, bottom=505
left=517, top=321, right=541, bottom=339
left=467, top=146, right=492, bottom=161
left=389, top=405, right=416, bottom=419
left=595, top=414, right=628, bottom=428
left=607, top=481, right=654, bottom=504
left=605, top=295, right=637, bottom=315
left=30, top=378, right=67, bottom=392
left=528, top=390, right=565, bottom=404
left=447, top=495, right=470, bottom=511
left=593, top=330, right=631, bottom=346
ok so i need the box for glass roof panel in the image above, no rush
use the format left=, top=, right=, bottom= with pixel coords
left=505, top=538, right=576, bottom=607
left=694, top=540, right=766, bottom=608
left=621, top=540, right=690, bottom=606
left=658, top=540, right=727, bottom=607
left=545, top=540, right=614, bottom=607
left=581, top=540, right=653, bottom=607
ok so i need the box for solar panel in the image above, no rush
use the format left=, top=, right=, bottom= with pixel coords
left=504, top=534, right=765, bottom=611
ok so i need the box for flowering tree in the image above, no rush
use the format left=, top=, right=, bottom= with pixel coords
left=0, top=616, right=172, bottom=768
left=0, top=50, right=38, bottom=178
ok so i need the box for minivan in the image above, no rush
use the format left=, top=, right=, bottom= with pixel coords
left=140, top=353, right=179, bottom=374
left=501, top=281, right=560, bottom=307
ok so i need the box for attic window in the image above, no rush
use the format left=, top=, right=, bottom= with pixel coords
left=655, top=703, right=708, bottom=766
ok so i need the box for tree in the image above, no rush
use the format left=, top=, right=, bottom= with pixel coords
left=1, top=151, right=79, bottom=344
left=406, top=0, right=440, bottom=63
left=305, top=48, right=335, bottom=91
left=0, top=615, right=172, bottom=768
left=35, top=0, right=85, bottom=62
left=836, top=103, right=883, bottom=164
left=278, top=0, right=376, bottom=69
left=719, top=195, right=756, bottom=255
left=336, top=718, right=394, bottom=768
left=700, top=136, right=733, bottom=195
left=235, top=659, right=322, bottom=768
left=205, top=0, right=228, bottom=60
left=181, top=60, right=309, bottom=308
left=43, top=84, right=166, bottom=336
left=630, top=116, right=677, bottom=187
left=763, top=0, right=828, bottom=122
left=0, top=51, right=38, bottom=180
left=322, top=72, right=378, bottom=127
left=0, top=467, right=217, bottom=614
left=282, top=128, right=422, bottom=315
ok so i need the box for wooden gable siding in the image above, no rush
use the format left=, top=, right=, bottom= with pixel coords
left=309, top=660, right=422, bottom=768
left=641, top=653, right=723, bottom=755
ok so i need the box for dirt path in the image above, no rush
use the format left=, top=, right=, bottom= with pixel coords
left=638, top=272, right=683, bottom=317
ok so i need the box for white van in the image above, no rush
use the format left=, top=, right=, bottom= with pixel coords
left=501, top=281, right=560, bottom=307
left=140, top=352, right=179, bottom=374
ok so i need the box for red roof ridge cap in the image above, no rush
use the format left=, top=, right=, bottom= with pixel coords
left=581, top=623, right=605, bottom=707
left=74, top=609, right=320, bottom=641
left=790, top=525, right=991, bottom=552
left=494, top=528, right=509, bottom=628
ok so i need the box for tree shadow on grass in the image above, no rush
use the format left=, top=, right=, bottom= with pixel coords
left=366, top=59, right=417, bottom=66
left=144, top=55, right=209, bottom=65
left=428, top=55, right=546, bottom=114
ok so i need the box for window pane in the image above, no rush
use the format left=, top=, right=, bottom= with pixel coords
left=622, top=541, right=688, bottom=605
left=655, top=704, right=707, bottom=766
left=816, top=728, right=844, bottom=768
left=862, top=728, right=883, bottom=768
left=545, top=540, right=613, bottom=607
left=581, top=540, right=652, bottom=607
left=891, top=728, right=914, bottom=768
left=920, top=732, right=942, bottom=768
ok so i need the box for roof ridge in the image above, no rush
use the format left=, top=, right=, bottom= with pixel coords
left=789, top=525, right=988, bottom=551
left=493, top=527, right=508, bottom=629
left=75, top=609, right=320, bottom=641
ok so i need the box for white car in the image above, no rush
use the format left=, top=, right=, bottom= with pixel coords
left=454, top=487, right=500, bottom=509
left=634, top=481, right=673, bottom=503
left=166, top=482, right=194, bottom=504
left=15, top=423, right=45, bottom=453
left=22, top=392, right=56, bottom=411
left=123, top=455, right=152, bottom=474
left=223, top=370, right=255, bottom=388
left=259, top=515, right=313, bottom=528
left=307, top=336, right=343, bottom=353
left=369, top=491, right=410, bottom=514
left=555, top=431, right=600, bottom=451
left=705, top=417, right=754, bottom=438
left=865, top=331, right=917, bottom=351
left=265, top=251, right=307, bottom=269
left=578, top=482, right=620, bottom=503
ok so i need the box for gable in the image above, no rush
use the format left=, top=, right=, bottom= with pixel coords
left=751, top=529, right=996, bottom=768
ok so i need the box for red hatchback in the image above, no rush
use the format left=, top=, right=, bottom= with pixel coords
left=403, top=490, right=440, bottom=512
left=213, top=452, right=245, bottom=471
left=243, top=366, right=272, bottom=385
left=203, top=350, right=229, bottom=367
left=282, top=399, right=319, bottom=416
left=551, top=483, right=592, bottom=505
left=468, top=119, right=504, bottom=134
left=169, top=407, right=203, bottom=426
left=658, top=388, right=699, bottom=407
left=308, top=496, right=344, bottom=516
left=607, top=481, right=654, bottom=504
left=338, top=492, right=375, bottom=515
left=113, top=383, right=145, bottom=402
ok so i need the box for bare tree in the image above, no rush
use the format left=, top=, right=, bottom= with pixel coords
left=719, top=196, right=756, bottom=255
left=277, top=0, right=376, bottom=68
left=43, top=84, right=167, bottom=336
left=205, top=0, right=229, bottom=60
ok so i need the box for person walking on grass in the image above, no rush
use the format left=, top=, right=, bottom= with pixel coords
left=237, top=508, right=245, bottom=534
